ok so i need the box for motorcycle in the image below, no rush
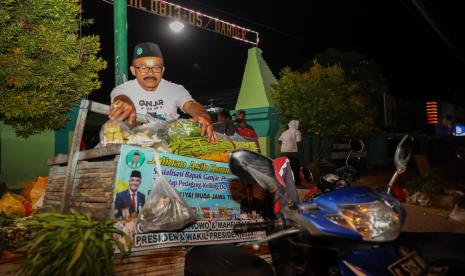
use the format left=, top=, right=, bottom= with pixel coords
left=334, top=138, right=364, bottom=185
left=228, top=135, right=465, bottom=275
left=304, top=138, right=364, bottom=201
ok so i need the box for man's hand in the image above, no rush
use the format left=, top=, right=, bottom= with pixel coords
left=183, top=101, right=218, bottom=143
left=109, top=95, right=137, bottom=126
left=196, top=114, right=218, bottom=143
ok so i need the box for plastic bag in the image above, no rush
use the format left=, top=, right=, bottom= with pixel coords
left=138, top=152, right=196, bottom=232
left=99, top=120, right=130, bottom=146
left=30, top=176, right=47, bottom=210
left=0, top=192, right=26, bottom=216
left=20, top=182, right=34, bottom=201
left=216, top=132, right=248, bottom=142
left=168, top=119, right=202, bottom=137
left=127, top=115, right=170, bottom=150
left=19, top=176, right=47, bottom=211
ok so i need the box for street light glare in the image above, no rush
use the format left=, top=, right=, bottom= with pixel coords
left=170, top=21, right=184, bottom=33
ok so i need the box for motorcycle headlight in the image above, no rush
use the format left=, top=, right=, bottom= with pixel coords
left=328, top=200, right=401, bottom=242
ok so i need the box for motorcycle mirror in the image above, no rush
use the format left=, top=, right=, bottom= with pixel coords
left=394, top=135, right=414, bottom=174
left=229, top=150, right=279, bottom=193
left=349, top=138, right=364, bottom=153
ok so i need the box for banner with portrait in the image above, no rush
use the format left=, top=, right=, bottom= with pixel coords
left=113, top=145, right=266, bottom=252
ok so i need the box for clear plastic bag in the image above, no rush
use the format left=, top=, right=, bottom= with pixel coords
left=215, top=132, right=248, bottom=142
left=127, top=115, right=170, bottom=150
left=138, top=152, right=196, bottom=232
left=99, top=120, right=130, bottom=146
left=167, top=119, right=202, bottom=137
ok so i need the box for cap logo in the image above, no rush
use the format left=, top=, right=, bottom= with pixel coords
left=136, top=47, right=143, bottom=55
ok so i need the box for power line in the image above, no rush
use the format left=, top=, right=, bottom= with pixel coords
left=408, top=0, right=465, bottom=66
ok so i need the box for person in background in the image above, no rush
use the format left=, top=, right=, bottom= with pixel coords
left=278, top=120, right=302, bottom=187
left=108, top=42, right=217, bottom=143
left=115, top=170, right=145, bottom=218
left=234, top=109, right=258, bottom=139
left=234, top=109, right=261, bottom=153
left=213, top=109, right=236, bottom=136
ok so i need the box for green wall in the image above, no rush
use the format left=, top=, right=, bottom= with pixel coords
left=0, top=123, right=55, bottom=188
left=0, top=106, right=78, bottom=188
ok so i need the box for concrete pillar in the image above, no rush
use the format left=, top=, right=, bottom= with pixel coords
left=235, top=48, right=280, bottom=157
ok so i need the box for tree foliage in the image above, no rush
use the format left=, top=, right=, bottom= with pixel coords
left=0, top=0, right=107, bottom=137
left=313, top=48, right=389, bottom=114
left=271, top=62, right=377, bottom=137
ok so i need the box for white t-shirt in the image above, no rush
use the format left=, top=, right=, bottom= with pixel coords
left=110, top=79, right=194, bottom=120
left=279, top=120, right=301, bottom=153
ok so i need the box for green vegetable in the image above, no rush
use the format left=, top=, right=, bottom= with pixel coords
left=16, top=209, right=131, bottom=276
left=169, top=136, right=259, bottom=157
left=169, top=136, right=233, bottom=156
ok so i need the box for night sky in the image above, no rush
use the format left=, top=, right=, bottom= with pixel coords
left=83, top=0, right=465, bottom=107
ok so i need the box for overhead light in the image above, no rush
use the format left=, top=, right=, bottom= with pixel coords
left=169, top=21, right=184, bottom=33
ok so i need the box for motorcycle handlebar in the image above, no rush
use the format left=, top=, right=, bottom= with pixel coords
left=233, top=219, right=285, bottom=234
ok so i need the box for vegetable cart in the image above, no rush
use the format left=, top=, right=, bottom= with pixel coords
left=40, top=100, right=270, bottom=275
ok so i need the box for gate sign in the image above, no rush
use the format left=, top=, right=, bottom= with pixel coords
left=112, top=145, right=265, bottom=252
left=104, top=0, right=259, bottom=46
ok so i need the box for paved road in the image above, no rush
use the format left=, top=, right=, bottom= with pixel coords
left=352, top=169, right=465, bottom=233
left=402, top=203, right=465, bottom=233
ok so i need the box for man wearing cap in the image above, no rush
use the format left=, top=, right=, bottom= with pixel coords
left=115, top=170, right=145, bottom=218
left=234, top=109, right=261, bottom=153
left=234, top=110, right=258, bottom=139
left=109, top=42, right=217, bottom=143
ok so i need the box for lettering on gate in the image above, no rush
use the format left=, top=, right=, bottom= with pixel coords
left=104, top=0, right=259, bottom=45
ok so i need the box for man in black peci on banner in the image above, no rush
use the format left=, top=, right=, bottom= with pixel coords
left=114, top=170, right=145, bottom=218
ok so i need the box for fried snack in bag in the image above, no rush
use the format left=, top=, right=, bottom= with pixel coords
left=138, top=152, right=196, bottom=232
left=0, top=192, right=26, bottom=216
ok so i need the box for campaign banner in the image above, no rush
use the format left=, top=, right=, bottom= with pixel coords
left=113, top=145, right=265, bottom=251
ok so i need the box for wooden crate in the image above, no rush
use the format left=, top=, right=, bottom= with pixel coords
left=45, top=147, right=120, bottom=221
